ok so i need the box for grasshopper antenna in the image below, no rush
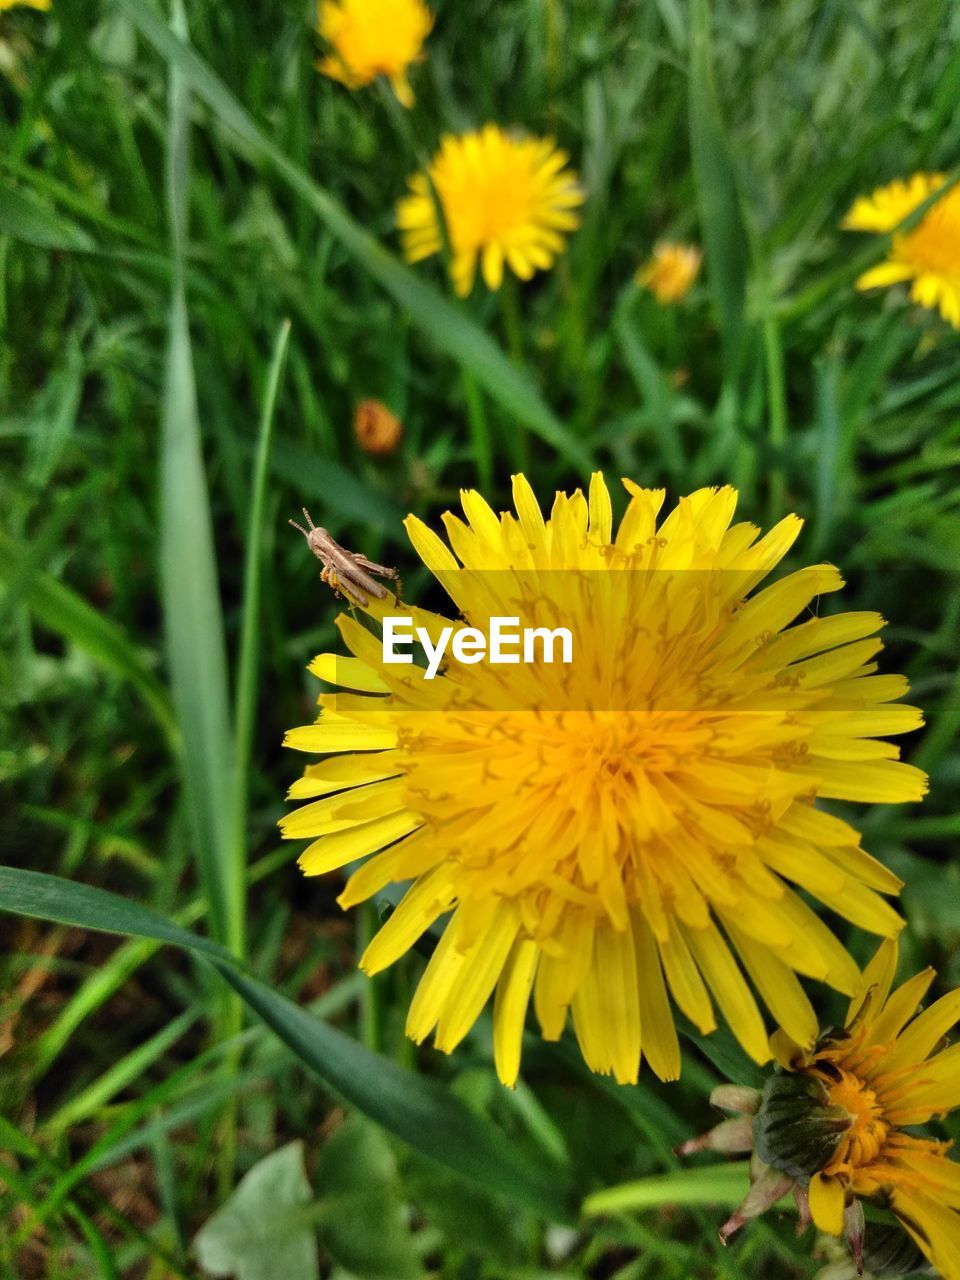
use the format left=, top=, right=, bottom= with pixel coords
left=289, top=508, right=317, bottom=539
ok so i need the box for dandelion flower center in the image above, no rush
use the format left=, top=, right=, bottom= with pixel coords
left=822, top=1070, right=890, bottom=1169
left=898, top=193, right=960, bottom=277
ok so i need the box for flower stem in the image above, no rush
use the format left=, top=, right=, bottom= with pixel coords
left=499, top=276, right=531, bottom=473
left=762, top=308, right=788, bottom=519
left=461, top=368, right=493, bottom=492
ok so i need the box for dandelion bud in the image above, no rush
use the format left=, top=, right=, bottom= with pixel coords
left=860, top=1222, right=934, bottom=1278
left=354, top=399, right=403, bottom=456
left=752, top=1074, right=853, bottom=1179
left=815, top=1220, right=934, bottom=1279
left=636, top=242, right=702, bottom=303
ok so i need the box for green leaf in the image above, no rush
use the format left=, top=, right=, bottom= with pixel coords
left=582, top=1162, right=752, bottom=1217
left=230, top=320, right=291, bottom=909
left=688, top=0, right=748, bottom=364
left=0, top=866, right=231, bottom=962
left=315, top=1117, right=423, bottom=1279
left=113, top=0, right=590, bottom=471
left=160, top=3, right=240, bottom=956
left=0, top=185, right=96, bottom=252
left=194, top=1142, right=318, bottom=1280
left=0, top=867, right=575, bottom=1222
left=214, top=964, right=573, bottom=1221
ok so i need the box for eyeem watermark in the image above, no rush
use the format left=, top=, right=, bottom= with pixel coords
left=383, top=616, right=573, bottom=680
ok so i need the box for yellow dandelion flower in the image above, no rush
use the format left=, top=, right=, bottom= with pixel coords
left=0, top=0, right=52, bottom=9
left=687, top=939, right=960, bottom=1280
left=637, top=242, right=702, bottom=304
left=396, top=124, right=584, bottom=296
left=316, top=0, right=432, bottom=108
left=281, top=476, right=926, bottom=1087
left=799, top=950, right=960, bottom=1278
left=843, top=173, right=960, bottom=328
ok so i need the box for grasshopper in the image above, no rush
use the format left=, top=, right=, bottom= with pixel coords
left=290, top=508, right=399, bottom=607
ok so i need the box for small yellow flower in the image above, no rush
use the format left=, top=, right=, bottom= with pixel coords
left=396, top=125, right=584, bottom=296
left=689, top=939, right=960, bottom=1279
left=636, top=242, right=702, bottom=304
left=843, top=173, right=960, bottom=328
left=281, top=476, right=926, bottom=1088
left=316, top=0, right=432, bottom=108
left=0, top=0, right=52, bottom=9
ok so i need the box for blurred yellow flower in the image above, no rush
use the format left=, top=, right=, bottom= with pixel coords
left=316, top=0, right=432, bottom=107
left=843, top=173, right=960, bottom=328
left=396, top=125, right=584, bottom=296
left=689, top=939, right=960, bottom=1280
left=0, top=0, right=52, bottom=9
left=282, top=477, right=926, bottom=1088
left=637, top=242, right=702, bottom=303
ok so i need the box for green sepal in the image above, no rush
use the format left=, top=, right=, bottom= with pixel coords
left=752, top=1073, right=852, bottom=1179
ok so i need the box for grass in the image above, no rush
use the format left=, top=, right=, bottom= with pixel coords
left=1, top=0, right=959, bottom=1276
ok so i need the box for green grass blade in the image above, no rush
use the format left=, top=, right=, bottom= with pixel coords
left=688, top=0, right=748, bottom=365
left=0, top=1151, right=123, bottom=1280
left=811, top=353, right=843, bottom=558
left=46, top=1007, right=201, bottom=1136
left=214, top=964, right=575, bottom=1221
left=0, top=1116, right=191, bottom=1279
left=613, top=293, right=684, bottom=476
left=582, top=1163, right=751, bottom=1216
left=30, top=936, right=169, bottom=1081
left=160, top=0, right=239, bottom=955
left=114, top=0, right=590, bottom=471
left=0, top=867, right=576, bottom=1222
left=0, top=184, right=96, bottom=252
left=0, top=867, right=233, bottom=959
left=0, top=530, right=179, bottom=755
left=27, top=846, right=291, bottom=1082
left=231, top=320, right=291, bottom=876
left=1, top=156, right=162, bottom=250
left=84, top=977, right=364, bottom=1171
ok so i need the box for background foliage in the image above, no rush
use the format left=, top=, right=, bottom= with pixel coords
left=1, top=0, right=959, bottom=1276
